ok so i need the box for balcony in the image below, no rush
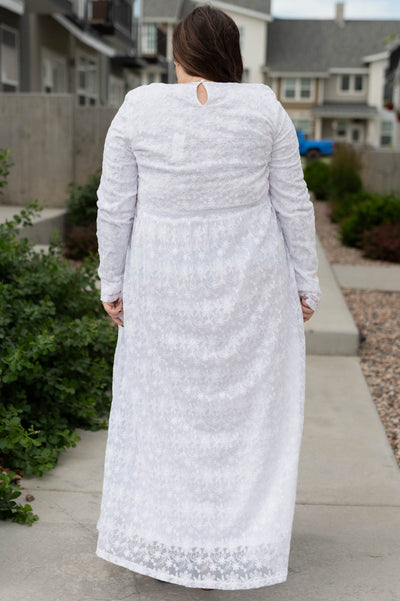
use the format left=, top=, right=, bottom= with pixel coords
left=88, top=0, right=133, bottom=43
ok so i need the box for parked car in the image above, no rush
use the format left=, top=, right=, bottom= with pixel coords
left=296, top=130, right=334, bottom=160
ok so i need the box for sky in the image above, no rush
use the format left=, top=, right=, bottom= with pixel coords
left=271, top=0, right=400, bottom=19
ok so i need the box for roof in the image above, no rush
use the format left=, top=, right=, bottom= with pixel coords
left=143, top=0, right=271, bottom=21
left=267, top=19, right=400, bottom=73
left=313, top=102, right=378, bottom=118
left=142, top=0, right=183, bottom=20
left=209, top=0, right=271, bottom=14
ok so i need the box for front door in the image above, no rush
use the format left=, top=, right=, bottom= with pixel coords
left=350, top=125, right=363, bottom=145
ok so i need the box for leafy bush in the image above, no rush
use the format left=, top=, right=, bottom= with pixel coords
left=66, top=170, right=101, bottom=226
left=362, top=221, right=400, bottom=262
left=0, top=467, right=39, bottom=525
left=64, top=170, right=100, bottom=260
left=0, top=148, right=13, bottom=197
left=303, top=160, right=332, bottom=200
left=0, top=202, right=117, bottom=524
left=330, top=143, right=363, bottom=200
left=64, top=222, right=98, bottom=261
left=330, top=191, right=379, bottom=223
left=339, top=194, right=400, bottom=247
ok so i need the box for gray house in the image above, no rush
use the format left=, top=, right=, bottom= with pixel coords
left=266, top=3, right=400, bottom=148
left=0, top=0, right=144, bottom=106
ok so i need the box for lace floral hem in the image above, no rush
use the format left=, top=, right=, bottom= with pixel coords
left=96, top=532, right=289, bottom=590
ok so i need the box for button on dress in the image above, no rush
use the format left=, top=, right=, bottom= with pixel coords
left=95, top=81, right=322, bottom=590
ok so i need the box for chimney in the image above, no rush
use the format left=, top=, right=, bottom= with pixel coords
left=335, top=2, right=345, bottom=26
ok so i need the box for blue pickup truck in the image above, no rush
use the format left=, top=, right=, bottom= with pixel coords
left=296, top=130, right=334, bottom=160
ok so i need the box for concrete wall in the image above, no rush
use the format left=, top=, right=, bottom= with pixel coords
left=359, top=148, right=400, bottom=195
left=0, top=94, right=117, bottom=207
left=74, top=106, right=117, bottom=185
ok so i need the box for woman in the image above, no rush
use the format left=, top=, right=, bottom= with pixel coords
left=95, top=4, right=321, bottom=592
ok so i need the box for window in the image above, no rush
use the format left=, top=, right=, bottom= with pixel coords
left=339, top=74, right=364, bottom=94
left=283, top=78, right=296, bottom=99
left=336, top=120, right=347, bottom=137
left=354, top=75, right=363, bottom=91
left=340, top=75, right=350, bottom=91
left=147, top=72, right=155, bottom=84
left=283, top=77, right=314, bottom=101
left=77, top=54, right=98, bottom=106
left=300, top=78, right=312, bottom=99
left=0, top=26, right=18, bottom=92
left=242, top=68, right=249, bottom=83
left=142, top=24, right=157, bottom=55
left=380, top=121, right=393, bottom=147
left=42, top=48, right=67, bottom=93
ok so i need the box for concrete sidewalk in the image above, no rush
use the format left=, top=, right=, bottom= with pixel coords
left=1, top=355, right=399, bottom=601
left=332, top=263, right=400, bottom=292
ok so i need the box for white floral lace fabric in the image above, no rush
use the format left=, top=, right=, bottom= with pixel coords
left=95, top=81, right=322, bottom=590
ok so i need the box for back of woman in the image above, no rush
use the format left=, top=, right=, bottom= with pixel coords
left=95, top=4, right=322, bottom=593
left=118, top=82, right=285, bottom=212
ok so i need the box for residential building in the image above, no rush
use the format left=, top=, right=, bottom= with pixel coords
left=0, top=0, right=23, bottom=93
left=266, top=2, right=400, bottom=148
left=0, top=0, right=145, bottom=105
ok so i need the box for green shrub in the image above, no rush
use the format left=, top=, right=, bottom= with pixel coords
left=0, top=148, right=13, bottom=197
left=340, top=194, right=400, bottom=247
left=66, top=170, right=101, bottom=226
left=303, top=160, right=332, bottom=200
left=330, top=143, right=363, bottom=199
left=361, top=220, right=400, bottom=262
left=0, top=468, right=39, bottom=525
left=64, top=170, right=100, bottom=259
left=330, top=191, right=379, bottom=223
left=0, top=202, right=117, bottom=524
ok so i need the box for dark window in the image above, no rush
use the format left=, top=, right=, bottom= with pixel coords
left=341, top=75, right=350, bottom=91
left=354, top=75, right=363, bottom=91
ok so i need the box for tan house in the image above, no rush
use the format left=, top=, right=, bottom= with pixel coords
left=265, top=2, right=400, bottom=149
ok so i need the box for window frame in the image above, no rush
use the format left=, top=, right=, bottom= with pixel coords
left=142, top=24, right=158, bottom=55
left=380, top=120, right=393, bottom=147
left=41, top=47, right=67, bottom=94
left=76, top=52, right=99, bottom=107
left=0, top=24, right=19, bottom=92
left=282, top=77, right=314, bottom=102
left=337, top=73, right=365, bottom=95
left=336, top=119, right=347, bottom=138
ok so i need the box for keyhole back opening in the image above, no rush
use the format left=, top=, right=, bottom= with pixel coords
left=196, top=82, right=208, bottom=106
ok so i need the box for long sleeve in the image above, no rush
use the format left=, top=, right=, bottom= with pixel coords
left=96, top=92, right=138, bottom=303
left=268, top=100, right=322, bottom=312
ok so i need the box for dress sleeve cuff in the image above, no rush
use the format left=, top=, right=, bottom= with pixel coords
left=100, top=281, right=123, bottom=303
left=298, top=291, right=322, bottom=313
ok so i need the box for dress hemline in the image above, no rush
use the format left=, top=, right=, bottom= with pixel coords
left=95, top=547, right=288, bottom=590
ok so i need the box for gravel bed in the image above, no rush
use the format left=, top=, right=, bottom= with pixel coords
left=313, top=200, right=396, bottom=267
left=313, top=199, right=400, bottom=468
left=341, top=289, right=400, bottom=468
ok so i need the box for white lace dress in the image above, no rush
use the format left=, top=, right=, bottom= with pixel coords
left=95, top=81, right=322, bottom=590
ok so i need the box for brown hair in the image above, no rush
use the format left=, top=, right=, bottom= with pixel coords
left=173, top=5, right=243, bottom=83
